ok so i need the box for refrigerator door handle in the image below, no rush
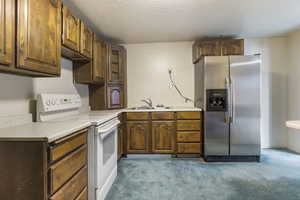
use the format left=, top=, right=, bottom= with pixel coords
left=231, top=78, right=235, bottom=123
left=225, top=77, right=232, bottom=123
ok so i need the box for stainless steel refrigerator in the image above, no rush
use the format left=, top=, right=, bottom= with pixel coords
left=195, top=55, right=261, bottom=162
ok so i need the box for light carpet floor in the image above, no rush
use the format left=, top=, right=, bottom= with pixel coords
left=106, top=149, right=300, bottom=200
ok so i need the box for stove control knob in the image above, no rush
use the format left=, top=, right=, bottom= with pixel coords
left=46, top=100, right=51, bottom=106
left=51, top=99, right=56, bottom=105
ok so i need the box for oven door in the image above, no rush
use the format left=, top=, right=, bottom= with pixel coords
left=95, top=119, right=119, bottom=199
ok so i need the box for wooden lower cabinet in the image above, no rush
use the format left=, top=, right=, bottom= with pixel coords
left=49, top=167, right=87, bottom=200
left=49, top=145, right=87, bottom=194
left=176, top=112, right=203, bottom=155
left=126, top=121, right=150, bottom=153
left=152, top=121, right=175, bottom=153
left=177, top=131, right=202, bottom=143
left=0, top=129, right=88, bottom=200
left=75, top=188, right=88, bottom=200
left=124, top=111, right=203, bottom=156
left=0, top=141, right=47, bottom=200
left=177, top=143, right=202, bottom=154
left=177, top=120, right=201, bottom=131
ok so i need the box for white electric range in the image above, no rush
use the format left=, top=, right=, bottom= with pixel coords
left=36, top=93, right=120, bottom=200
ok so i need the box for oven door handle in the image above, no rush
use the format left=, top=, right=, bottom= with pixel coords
left=100, top=128, right=117, bottom=140
left=96, top=120, right=120, bottom=138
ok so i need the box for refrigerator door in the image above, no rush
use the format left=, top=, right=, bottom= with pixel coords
left=204, top=57, right=230, bottom=156
left=229, top=55, right=261, bottom=156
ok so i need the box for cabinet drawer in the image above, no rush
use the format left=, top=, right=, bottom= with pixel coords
left=49, top=145, right=87, bottom=194
left=177, top=120, right=201, bottom=131
left=177, top=131, right=202, bottom=142
left=49, top=129, right=87, bottom=162
left=126, top=112, right=149, bottom=120
left=152, top=112, right=174, bottom=120
left=177, top=143, right=202, bottom=153
left=49, top=167, right=87, bottom=200
left=177, top=112, right=201, bottom=119
left=75, top=187, right=87, bottom=200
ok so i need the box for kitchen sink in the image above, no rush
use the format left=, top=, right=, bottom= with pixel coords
left=129, top=106, right=155, bottom=110
left=129, top=106, right=172, bottom=110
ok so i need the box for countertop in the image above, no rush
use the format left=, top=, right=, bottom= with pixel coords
left=286, top=121, right=300, bottom=130
left=0, top=107, right=202, bottom=142
left=124, top=107, right=202, bottom=112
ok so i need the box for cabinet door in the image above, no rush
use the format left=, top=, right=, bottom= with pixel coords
left=62, top=5, right=80, bottom=51
left=17, top=0, right=61, bottom=75
left=197, top=40, right=221, bottom=57
left=126, top=121, right=150, bottom=153
left=80, top=22, right=93, bottom=58
left=118, top=124, right=123, bottom=160
left=152, top=121, right=175, bottom=153
left=92, top=36, right=106, bottom=82
left=0, top=0, right=14, bottom=69
left=107, top=85, right=124, bottom=109
left=221, top=39, right=244, bottom=56
left=108, top=45, right=123, bottom=83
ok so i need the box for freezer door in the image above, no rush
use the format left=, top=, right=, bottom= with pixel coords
left=229, top=55, right=261, bottom=156
left=205, top=112, right=230, bottom=156
left=204, top=57, right=230, bottom=156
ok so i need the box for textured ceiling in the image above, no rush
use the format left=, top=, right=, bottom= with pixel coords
left=64, top=0, right=300, bottom=43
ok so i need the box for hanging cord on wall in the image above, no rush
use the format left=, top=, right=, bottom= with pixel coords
left=168, top=69, right=193, bottom=103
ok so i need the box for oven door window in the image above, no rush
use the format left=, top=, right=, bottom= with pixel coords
left=103, top=130, right=116, bottom=164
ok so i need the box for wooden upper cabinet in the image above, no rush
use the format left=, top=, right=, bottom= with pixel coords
left=152, top=121, right=175, bottom=153
left=107, top=85, right=124, bottom=109
left=0, top=0, right=14, bottom=69
left=221, top=39, right=244, bottom=56
left=17, top=0, right=61, bottom=75
left=193, top=39, right=244, bottom=63
left=80, top=22, right=93, bottom=58
left=93, top=35, right=106, bottom=81
left=108, top=45, right=124, bottom=83
left=62, top=5, right=80, bottom=51
left=197, top=40, right=221, bottom=57
left=73, top=34, right=106, bottom=84
left=126, top=121, right=150, bottom=154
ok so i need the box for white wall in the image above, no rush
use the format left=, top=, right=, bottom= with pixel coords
left=287, top=30, right=300, bottom=153
left=244, top=38, right=288, bottom=148
left=125, top=42, right=194, bottom=107
left=0, top=58, right=89, bottom=118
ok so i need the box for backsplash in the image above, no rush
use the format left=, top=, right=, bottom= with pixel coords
left=0, top=58, right=89, bottom=119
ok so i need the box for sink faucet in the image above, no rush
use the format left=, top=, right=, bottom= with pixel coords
left=141, top=98, right=153, bottom=108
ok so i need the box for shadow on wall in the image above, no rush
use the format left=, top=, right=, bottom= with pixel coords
left=268, top=71, right=288, bottom=147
